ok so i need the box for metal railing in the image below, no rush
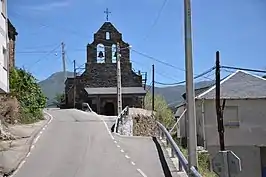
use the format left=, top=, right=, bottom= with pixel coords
left=157, top=121, right=202, bottom=177
left=114, top=106, right=129, bottom=133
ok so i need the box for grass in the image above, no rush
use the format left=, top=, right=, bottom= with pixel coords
left=179, top=147, right=217, bottom=177
left=173, top=137, right=217, bottom=177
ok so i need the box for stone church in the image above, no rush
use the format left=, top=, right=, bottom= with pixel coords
left=65, top=21, right=146, bottom=116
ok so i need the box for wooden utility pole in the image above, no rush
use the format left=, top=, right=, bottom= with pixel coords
left=152, top=64, right=155, bottom=111
left=73, top=60, right=76, bottom=108
left=215, top=51, right=225, bottom=151
left=61, top=42, right=67, bottom=82
left=117, top=43, right=122, bottom=115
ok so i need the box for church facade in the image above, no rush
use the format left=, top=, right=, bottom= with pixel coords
left=64, top=22, right=146, bottom=115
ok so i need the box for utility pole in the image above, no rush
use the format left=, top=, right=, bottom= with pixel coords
left=117, top=42, right=122, bottom=115
left=61, top=42, right=67, bottom=82
left=184, top=0, right=198, bottom=173
left=215, top=51, right=225, bottom=151
left=73, top=60, right=76, bottom=108
left=152, top=64, right=155, bottom=112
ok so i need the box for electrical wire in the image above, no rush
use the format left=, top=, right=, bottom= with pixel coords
left=28, top=43, right=61, bottom=69
left=141, top=0, right=168, bottom=43
left=155, top=66, right=215, bottom=86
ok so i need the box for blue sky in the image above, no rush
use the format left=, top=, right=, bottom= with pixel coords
left=7, top=0, right=266, bottom=86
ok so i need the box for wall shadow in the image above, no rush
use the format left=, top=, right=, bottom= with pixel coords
left=152, top=137, right=173, bottom=177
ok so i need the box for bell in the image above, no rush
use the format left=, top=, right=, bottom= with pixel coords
left=98, top=51, right=104, bottom=58
left=113, top=51, right=117, bottom=58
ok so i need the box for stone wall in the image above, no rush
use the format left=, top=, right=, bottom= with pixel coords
left=81, top=62, right=142, bottom=87
left=8, top=40, right=15, bottom=70
left=8, top=20, right=17, bottom=70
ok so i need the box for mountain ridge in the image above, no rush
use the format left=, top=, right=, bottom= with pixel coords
left=38, top=71, right=213, bottom=108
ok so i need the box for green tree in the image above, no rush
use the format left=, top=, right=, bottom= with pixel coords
left=53, top=93, right=64, bottom=105
left=144, top=92, right=175, bottom=128
left=9, top=67, right=47, bottom=123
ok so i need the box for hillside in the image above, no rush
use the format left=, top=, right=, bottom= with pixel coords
left=38, top=71, right=213, bottom=107
left=38, top=71, right=74, bottom=105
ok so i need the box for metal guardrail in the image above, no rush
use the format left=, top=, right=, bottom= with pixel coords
left=114, top=106, right=129, bottom=133
left=157, top=121, right=202, bottom=177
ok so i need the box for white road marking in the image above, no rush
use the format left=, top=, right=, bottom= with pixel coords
left=33, top=135, right=40, bottom=144
left=97, top=115, right=115, bottom=140
left=26, top=152, right=31, bottom=158
left=83, top=112, right=148, bottom=176
left=125, top=155, right=130, bottom=159
left=137, top=169, right=147, bottom=177
left=30, top=145, right=35, bottom=149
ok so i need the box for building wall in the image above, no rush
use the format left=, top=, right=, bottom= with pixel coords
left=0, top=0, right=8, bottom=93
left=8, top=20, right=17, bottom=70
left=204, top=99, right=266, bottom=177
left=204, top=99, right=266, bottom=146
left=176, top=100, right=205, bottom=147
left=207, top=145, right=261, bottom=177
left=8, top=36, right=15, bottom=69
left=82, top=62, right=142, bottom=88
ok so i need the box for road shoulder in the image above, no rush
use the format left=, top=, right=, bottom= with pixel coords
left=0, top=112, right=51, bottom=176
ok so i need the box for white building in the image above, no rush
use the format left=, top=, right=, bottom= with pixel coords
left=176, top=70, right=266, bottom=177
left=0, top=0, right=8, bottom=93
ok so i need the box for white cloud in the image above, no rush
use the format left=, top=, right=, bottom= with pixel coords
left=26, top=1, right=70, bottom=11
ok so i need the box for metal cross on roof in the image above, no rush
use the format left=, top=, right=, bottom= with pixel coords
left=104, top=8, right=111, bottom=21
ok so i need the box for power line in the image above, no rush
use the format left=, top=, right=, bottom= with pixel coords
left=28, top=44, right=61, bottom=69
left=155, top=66, right=215, bottom=86
left=132, top=49, right=184, bottom=71
left=220, top=65, right=266, bottom=74
left=141, top=0, right=168, bottom=43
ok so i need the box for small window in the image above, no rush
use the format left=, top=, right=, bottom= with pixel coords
left=3, top=47, right=7, bottom=69
left=106, top=32, right=110, bottom=40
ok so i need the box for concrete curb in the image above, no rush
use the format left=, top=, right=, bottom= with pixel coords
left=2, top=111, right=52, bottom=177
left=113, top=133, right=153, bottom=140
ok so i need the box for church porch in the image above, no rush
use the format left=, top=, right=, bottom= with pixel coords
left=84, top=87, right=146, bottom=116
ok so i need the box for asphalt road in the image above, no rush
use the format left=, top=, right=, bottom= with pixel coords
left=11, top=109, right=173, bottom=177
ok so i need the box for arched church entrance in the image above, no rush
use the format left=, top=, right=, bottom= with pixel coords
left=104, top=102, right=115, bottom=116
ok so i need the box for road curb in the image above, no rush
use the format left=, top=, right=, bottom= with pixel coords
left=2, top=111, right=52, bottom=177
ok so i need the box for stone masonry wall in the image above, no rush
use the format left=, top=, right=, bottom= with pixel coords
left=79, top=62, right=142, bottom=88
left=8, top=40, right=15, bottom=70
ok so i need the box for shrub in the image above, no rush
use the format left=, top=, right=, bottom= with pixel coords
left=9, top=67, right=46, bottom=124
left=144, top=92, right=175, bottom=128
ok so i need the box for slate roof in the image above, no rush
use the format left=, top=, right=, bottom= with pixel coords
left=197, top=70, right=266, bottom=99
left=84, top=87, right=146, bottom=95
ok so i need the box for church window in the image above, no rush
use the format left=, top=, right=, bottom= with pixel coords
left=106, top=32, right=110, bottom=40
left=112, top=44, right=117, bottom=63
left=97, top=43, right=105, bottom=63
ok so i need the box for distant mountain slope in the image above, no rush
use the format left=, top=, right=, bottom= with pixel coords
left=38, top=71, right=213, bottom=107
left=38, top=71, right=74, bottom=105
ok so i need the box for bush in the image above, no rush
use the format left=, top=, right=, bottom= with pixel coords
left=9, top=67, right=47, bottom=124
left=144, top=92, right=175, bottom=128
